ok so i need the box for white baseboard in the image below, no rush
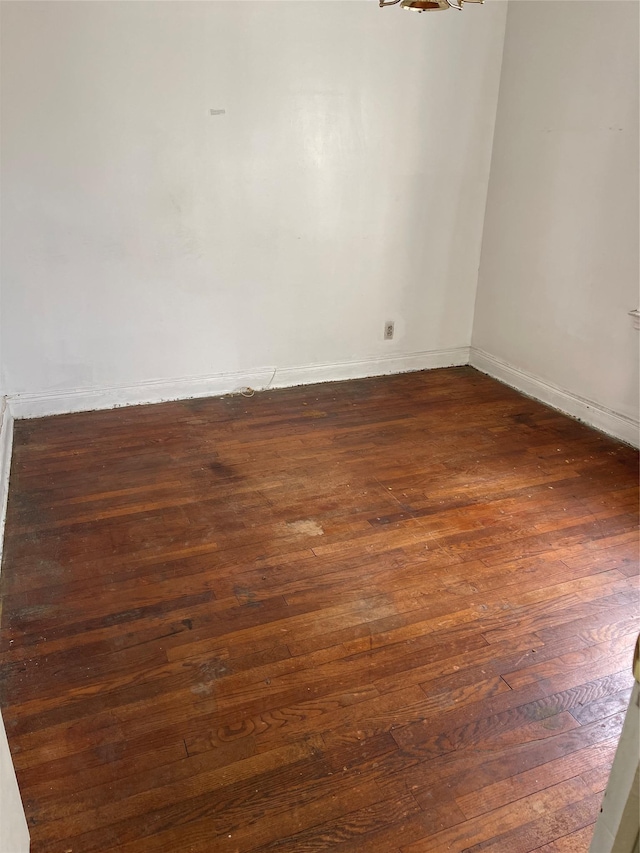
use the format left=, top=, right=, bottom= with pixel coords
left=7, top=347, right=470, bottom=420
left=470, top=347, right=640, bottom=448
left=271, top=348, right=469, bottom=391
left=8, top=347, right=636, bottom=448
left=0, top=399, right=15, bottom=560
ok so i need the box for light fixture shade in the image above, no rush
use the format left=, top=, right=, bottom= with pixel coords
left=401, top=0, right=449, bottom=9
left=379, top=0, right=484, bottom=10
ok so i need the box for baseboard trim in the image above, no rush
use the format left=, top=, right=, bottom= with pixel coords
left=271, top=348, right=469, bottom=390
left=9, top=347, right=636, bottom=447
left=0, top=400, right=15, bottom=562
left=8, top=347, right=470, bottom=419
left=470, top=347, right=640, bottom=448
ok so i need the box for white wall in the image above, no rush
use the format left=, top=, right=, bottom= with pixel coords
left=0, top=2, right=501, bottom=844
left=1, top=0, right=507, bottom=411
left=472, top=1, right=639, bottom=439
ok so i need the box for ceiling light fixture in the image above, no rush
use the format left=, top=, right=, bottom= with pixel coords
left=379, top=0, right=483, bottom=11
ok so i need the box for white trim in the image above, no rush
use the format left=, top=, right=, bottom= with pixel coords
left=271, top=348, right=469, bottom=390
left=7, top=347, right=470, bottom=419
left=589, top=679, right=639, bottom=853
left=7, top=348, right=638, bottom=449
left=0, top=399, right=15, bottom=559
left=470, top=347, right=640, bottom=448
left=0, top=401, right=29, bottom=853
left=0, top=711, right=30, bottom=853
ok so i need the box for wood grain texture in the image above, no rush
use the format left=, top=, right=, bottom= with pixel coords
left=0, top=367, right=637, bottom=853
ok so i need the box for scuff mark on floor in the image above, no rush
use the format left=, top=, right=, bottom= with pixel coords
left=284, top=519, right=324, bottom=537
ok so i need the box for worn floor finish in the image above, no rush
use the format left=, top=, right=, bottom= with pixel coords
left=0, top=367, right=638, bottom=853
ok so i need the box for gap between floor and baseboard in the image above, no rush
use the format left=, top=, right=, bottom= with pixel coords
left=3, top=345, right=639, bottom=449
left=469, top=347, right=640, bottom=449
left=6, top=347, right=470, bottom=419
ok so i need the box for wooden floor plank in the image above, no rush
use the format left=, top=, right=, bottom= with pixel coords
left=458, top=791, right=603, bottom=853
left=455, top=739, right=618, bottom=818
left=400, top=778, right=593, bottom=853
left=529, top=825, right=598, bottom=852
left=1, top=367, right=637, bottom=852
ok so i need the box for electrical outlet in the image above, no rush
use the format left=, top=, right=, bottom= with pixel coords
left=384, top=321, right=395, bottom=340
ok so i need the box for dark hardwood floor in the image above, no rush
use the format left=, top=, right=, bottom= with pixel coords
left=0, top=366, right=638, bottom=853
